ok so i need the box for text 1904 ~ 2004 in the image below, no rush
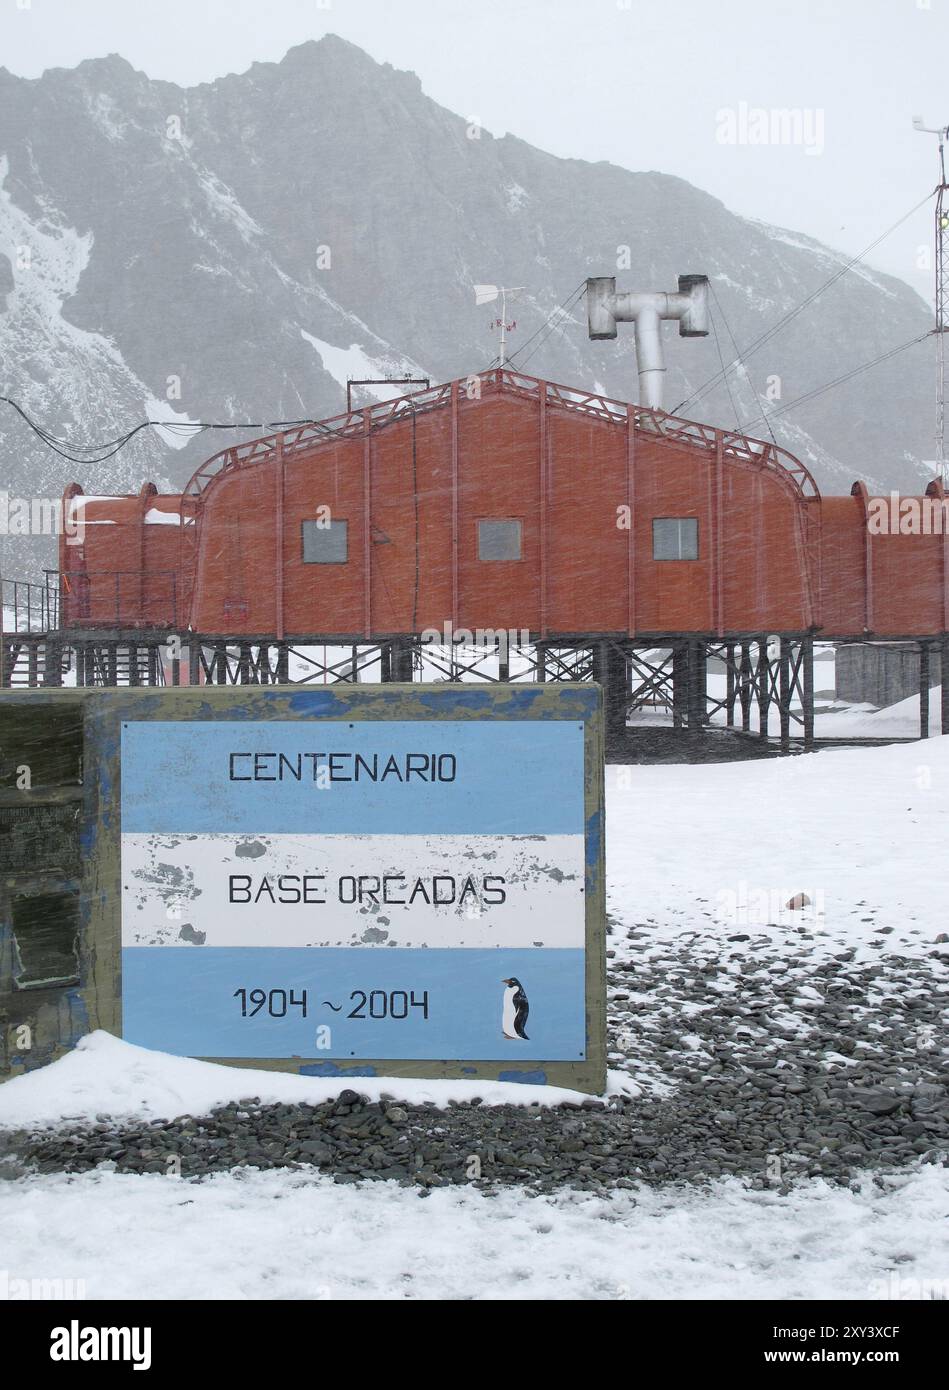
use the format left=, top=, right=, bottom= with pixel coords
left=232, top=988, right=430, bottom=1019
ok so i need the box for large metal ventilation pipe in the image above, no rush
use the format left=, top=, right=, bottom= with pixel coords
left=586, top=274, right=709, bottom=411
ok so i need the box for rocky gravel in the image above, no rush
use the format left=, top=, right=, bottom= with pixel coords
left=2, top=915, right=946, bottom=1194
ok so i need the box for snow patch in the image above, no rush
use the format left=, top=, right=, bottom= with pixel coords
left=143, top=394, right=201, bottom=451
left=300, top=331, right=430, bottom=402
left=193, top=168, right=265, bottom=245
left=84, top=91, right=132, bottom=144
left=504, top=181, right=530, bottom=213
left=0, top=156, right=93, bottom=313
left=0, top=1032, right=604, bottom=1130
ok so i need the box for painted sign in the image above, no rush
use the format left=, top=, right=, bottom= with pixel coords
left=121, top=717, right=589, bottom=1061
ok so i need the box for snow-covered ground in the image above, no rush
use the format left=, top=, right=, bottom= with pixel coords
left=802, top=688, right=938, bottom=740
left=1, top=739, right=946, bottom=1300
left=2, top=1164, right=946, bottom=1301
left=607, top=736, right=949, bottom=966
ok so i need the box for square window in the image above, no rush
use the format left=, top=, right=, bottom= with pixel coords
left=652, top=517, right=699, bottom=561
left=478, top=519, right=522, bottom=561
left=302, top=519, right=348, bottom=564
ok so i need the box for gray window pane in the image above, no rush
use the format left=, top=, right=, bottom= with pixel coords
left=302, top=519, right=348, bottom=563
left=653, top=517, right=698, bottom=560
left=478, top=519, right=522, bottom=561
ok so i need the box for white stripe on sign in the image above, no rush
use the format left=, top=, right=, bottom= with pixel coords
left=121, top=832, right=586, bottom=950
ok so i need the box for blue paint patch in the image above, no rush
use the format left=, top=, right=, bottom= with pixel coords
left=416, top=688, right=531, bottom=711
left=64, top=986, right=91, bottom=1046
left=121, top=720, right=584, bottom=834
left=288, top=685, right=598, bottom=720
left=96, top=732, right=118, bottom=829
left=298, top=1062, right=379, bottom=1077
left=497, top=1069, right=548, bottom=1085
left=6, top=986, right=92, bottom=1075
left=122, top=947, right=586, bottom=1060
left=285, top=691, right=355, bottom=717
left=585, top=807, right=603, bottom=878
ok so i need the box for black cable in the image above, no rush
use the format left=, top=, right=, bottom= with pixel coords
left=0, top=395, right=344, bottom=464
left=506, top=283, right=586, bottom=367
left=516, top=293, right=583, bottom=372
left=762, top=331, right=932, bottom=421
left=672, top=191, right=936, bottom=416
left=0, top=400, right=153, bottom=463
left=710, top=284, right=779, bottom=448
left=709, top=298, right=743, bottom=433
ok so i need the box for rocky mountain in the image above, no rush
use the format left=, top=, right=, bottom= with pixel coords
left=0, top=34, right=937, bottom=581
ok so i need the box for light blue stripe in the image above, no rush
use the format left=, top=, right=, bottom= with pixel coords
left=120, top=720, right=584, bottom=834
left=121, top=947, right=586, bottom=1061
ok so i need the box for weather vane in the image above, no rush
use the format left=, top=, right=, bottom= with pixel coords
left=474, top=284, right=526, bottom=365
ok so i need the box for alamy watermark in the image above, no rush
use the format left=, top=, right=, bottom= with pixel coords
left=866, top=492, right=949, bottom=535
left=869, top=1272, right=949, bottom=1301
left=0, top=492, right=83, bottom=544
left=50, top=1321, right=151, bottom=1370
left=715, top=879, right=826, bottom=928
left=716, top=102, right=824, bottom=157
left=419, top=621, right=530, bottom=661
left=0, top=1269, right=87, bottom=1300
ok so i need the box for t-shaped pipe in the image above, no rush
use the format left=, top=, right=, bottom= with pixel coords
left=587, top=274, right=709, bottom=411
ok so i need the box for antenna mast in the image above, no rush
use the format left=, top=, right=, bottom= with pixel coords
left=914, top=116, right=949, bottom=476
left=937, top=136, right=948, bottom=475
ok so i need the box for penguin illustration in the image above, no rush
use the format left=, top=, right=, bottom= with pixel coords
left=501, top=977, right=530, bottom=1040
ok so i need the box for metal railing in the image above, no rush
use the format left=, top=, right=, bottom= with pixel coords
left=0, top=571, right=61, bottom=632
left=3, top=569, right=181, bottom=634
left=58, top=569, right=180, bottom=629
left=182, top=367, right=822, bottom=505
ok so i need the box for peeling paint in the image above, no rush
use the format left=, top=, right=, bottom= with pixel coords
left=235, top=839, right=268, bottom=858
left=527, top=860, right=577, bottom=883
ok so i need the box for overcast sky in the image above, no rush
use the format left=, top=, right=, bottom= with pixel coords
left=0, top=0, right=945, bottom=305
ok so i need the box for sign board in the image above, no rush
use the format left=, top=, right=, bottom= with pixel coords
left=3, top=685, right=606, bottom=1092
